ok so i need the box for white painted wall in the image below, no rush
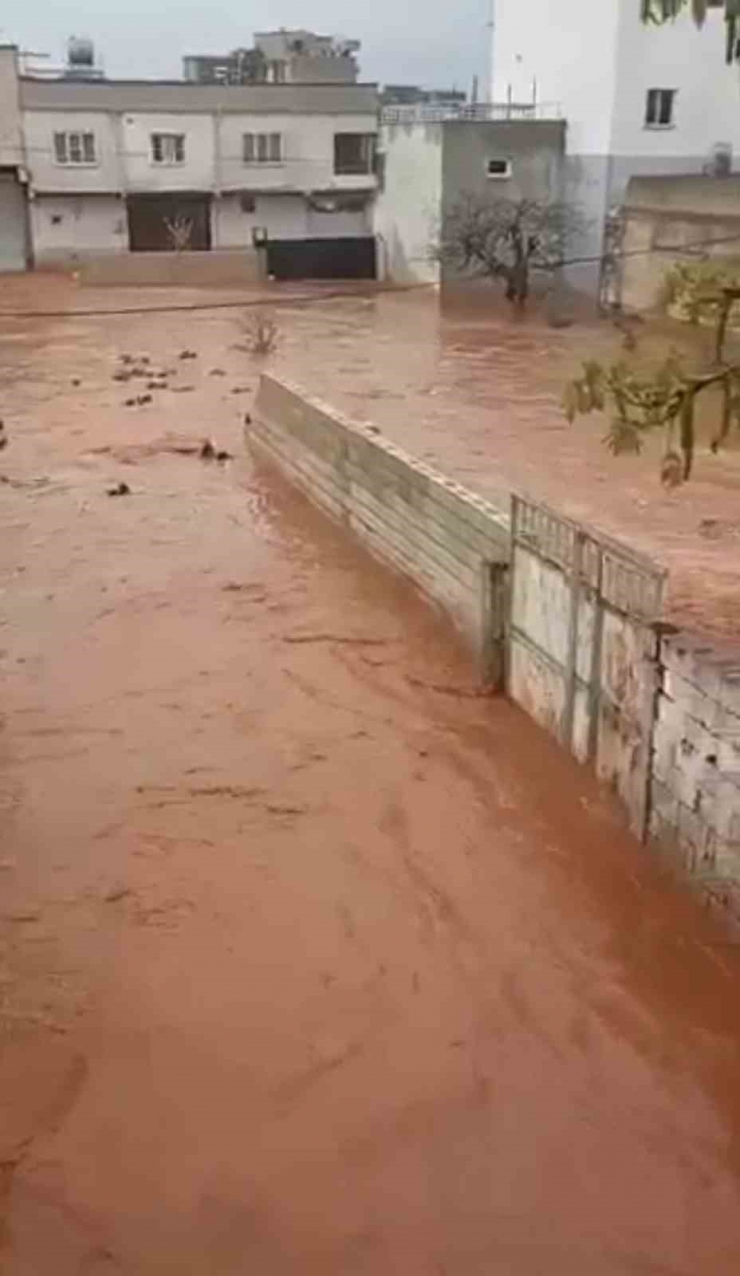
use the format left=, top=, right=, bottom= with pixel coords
left=30, top=194, right=126, bottom=264
left=374, top=123, right=443, bottom=284
left=24, top=110, right=121, bottom=193
left=215, top=192, right=369, bottom=247
left=611, top=4, right=740, bottom=161
left=493, top=1, right=740, bottom=294
left=25, top=106, right=378, bottom=197
left=492, top=0, right=621, bottom=155
left=218, top=112, right=378, bottom=193
left=121, top=112, right=215, bottom=192
left=23, top=101, right=377, bottom=261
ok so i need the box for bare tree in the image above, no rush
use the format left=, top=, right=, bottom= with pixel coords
left=163, top=215, right=194, bottom=255
left=233, top=309, right=279, bottom=357
left=435, top=194, right=584, bottom=306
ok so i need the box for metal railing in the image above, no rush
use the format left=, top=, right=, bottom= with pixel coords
left=380, top=101, right=563, bottom=126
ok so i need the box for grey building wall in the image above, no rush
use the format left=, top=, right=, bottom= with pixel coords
left=439, top=120, right=567, bottom=284
left=441, top=120, right=566, bottom=208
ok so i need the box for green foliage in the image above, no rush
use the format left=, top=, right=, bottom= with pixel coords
left=663, top=259, right=740, bottom=326
left=563, top=347, right=740, bottom=486
left=640, top=0, right=740, bottom=61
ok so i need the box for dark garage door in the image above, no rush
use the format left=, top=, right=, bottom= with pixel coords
left=266, top=237, right=375, bottom=281
left=127, top=194, right=212, bottom=252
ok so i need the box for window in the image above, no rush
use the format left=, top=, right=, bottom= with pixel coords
left=487, top=157, right=512, bottom=180
left=240, top=193, right=257, bottom=213
left=53, top=131, right=97, bottom=165
left=151, top=133, right=185, bottom=165
left=645, top=88, right=676, bottom=128
left=334, top=133, right=377, bottom=176
left=243, top=132, right=283, bottom=164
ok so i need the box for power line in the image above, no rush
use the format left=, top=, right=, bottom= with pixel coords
left=556, top=227, right=740, bottom=271
left=0, top=281, right=433, bottom=321
left=2, top=227, right=740, bottom=322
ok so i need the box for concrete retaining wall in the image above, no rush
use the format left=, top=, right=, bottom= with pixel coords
left=78, top=249, right=264, bottom=287
left=250, top=373, right=740, bottom=890
left=250, top=375, right=510, bottom=674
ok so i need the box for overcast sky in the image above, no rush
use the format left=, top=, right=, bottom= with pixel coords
left=3, top=0, right=491, bottom=92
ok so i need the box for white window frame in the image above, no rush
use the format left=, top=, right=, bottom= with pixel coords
left=645, top=88, right=677, bottom=130
left=53, top=130, right=98, bottom=166
left=243, top=132, right=283, bottom=165
left=151, top=132, right=186, bottom=165
left=486, top=157, right=512, bottom=180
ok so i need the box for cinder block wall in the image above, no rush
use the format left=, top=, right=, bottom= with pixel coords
left=250, top=375, right=510, bottom=675
left=652, top=632, right=740, bottom=878
left=250, top=374, right=740, bottom=889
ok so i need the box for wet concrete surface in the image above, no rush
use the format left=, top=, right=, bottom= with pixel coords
left=2, top=283, right=740, bottom=1273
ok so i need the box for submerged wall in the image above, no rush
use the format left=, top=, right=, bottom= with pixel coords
left=78, top=249, right=263, bottom=286
left=249, top=373, right=740, bottom=890
left=251, top=375, right=510, bottom=676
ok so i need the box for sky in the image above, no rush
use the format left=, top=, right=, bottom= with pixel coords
left=3, top=0, right=492, bottom=92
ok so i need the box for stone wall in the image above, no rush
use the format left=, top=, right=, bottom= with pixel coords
left=652, top=631, right=740, bottom=879
left=250, top=375, right=510, bottom=676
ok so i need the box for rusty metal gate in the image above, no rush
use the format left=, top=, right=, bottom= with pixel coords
left=509, top=496, right=666, bottom=838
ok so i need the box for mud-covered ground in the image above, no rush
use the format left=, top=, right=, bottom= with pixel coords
left=2, top=279, right=740, bottom=1274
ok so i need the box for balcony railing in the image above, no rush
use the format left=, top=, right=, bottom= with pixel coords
left=380, top=101, right=563, bottom=126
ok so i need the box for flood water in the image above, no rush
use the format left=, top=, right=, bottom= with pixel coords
left=2, top=280, right=740, bottom=1274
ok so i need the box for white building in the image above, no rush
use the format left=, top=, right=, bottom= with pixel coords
left=0, top=46, right=379, bottom=277
left=492, top=0, right=740, bottom=290
left=183, top=29, right=361, bottom=87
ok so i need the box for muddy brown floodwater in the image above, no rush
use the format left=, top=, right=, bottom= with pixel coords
left=2, top=279, right=740, bottom=1275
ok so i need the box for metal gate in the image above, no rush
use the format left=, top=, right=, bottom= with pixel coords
left=509, top=496, right=666, bottom=838
left=266, top=237, right=376, bottom=281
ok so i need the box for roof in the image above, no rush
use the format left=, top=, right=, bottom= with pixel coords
left=19, top=78, right=378, bottom=115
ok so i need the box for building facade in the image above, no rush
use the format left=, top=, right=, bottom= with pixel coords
left=375, top=106, right=565, bottom=285
left=0, top=46, right=30, bottom=271
left=183, top=31, right=360, bottom=87
left=0, top=46, right=378, bottom=277
left=492, top=0, right=740, bottom=291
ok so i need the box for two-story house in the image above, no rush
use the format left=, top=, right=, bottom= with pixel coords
left=3, top=44, right=378, bottom=278
left=492, top=0, right=740, bottom=291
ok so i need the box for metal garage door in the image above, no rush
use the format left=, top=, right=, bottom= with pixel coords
left=0, top=172, right=27, bottom=273
left=266, top=237, right=376, bottom=281
left=127, top=195, right=212, bottom=252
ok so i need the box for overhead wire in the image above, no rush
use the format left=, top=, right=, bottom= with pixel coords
left=2, top=228, right=740, bottom=321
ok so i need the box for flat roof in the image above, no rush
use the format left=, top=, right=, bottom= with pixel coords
left=20, top=78, right=378, bottom=115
